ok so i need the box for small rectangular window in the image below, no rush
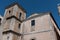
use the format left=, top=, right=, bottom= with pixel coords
left=8, top=10, right=12, bottom=16
left=19, top=13, right=22, bottom=19
left=0, top=18, right=1, bottom=25
left=31, top=20, right=35, bottom=31
left=31, top=20, right=35, bottom=26
left=9, top=10, right=11, bottom=13
left=7, top=36, right=9, bottom=40
left=18, top=24, right=21, bottom=29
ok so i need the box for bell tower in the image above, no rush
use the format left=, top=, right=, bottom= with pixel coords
left=58, top=4, right=60, bottom=15
left=2, top=3, right=26, bottom=40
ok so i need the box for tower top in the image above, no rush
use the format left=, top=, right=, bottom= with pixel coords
left=57, top=3, right=60, bottom=6
left=57, top=3, right=60, bottom=15
left=5, top=2, right=26, bottom=13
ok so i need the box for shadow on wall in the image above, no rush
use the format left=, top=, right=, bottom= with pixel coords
left=54, top=26, right=60, bottom=40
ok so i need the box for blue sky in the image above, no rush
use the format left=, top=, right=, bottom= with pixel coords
left=0, top=0, right=60, bottom=29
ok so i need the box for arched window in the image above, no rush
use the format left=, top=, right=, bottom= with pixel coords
left=18, top=24, right=21, bottom=29
left=9, top=10, right=11, bottom=13
left=31, top=38, right=36, bottom=40
left=31, top=39, right=35, bottom=40
left=19, top=13, right=22, bottom=19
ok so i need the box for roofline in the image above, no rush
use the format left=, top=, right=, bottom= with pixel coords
left=2, top=30, right=21, bottom=36
left=50, top=13, right=60, bottom=30
left=23, top=12, right=51, bottom=21
left=6, top=15, right=22, bottom=23
left=5, top=2, right=26, bottom=13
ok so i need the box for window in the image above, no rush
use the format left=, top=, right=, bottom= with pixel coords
left=31, top=38, right=35, bottom=40
left=19, top=13, right=22, bottom=19
left=18, top=24, right=21, bottom=29
left=31, top=20, right=35, bottom=26
left=7, top=36, right=9, bottom=40
left=9, top=10, right=11, bottom=14
left=20, top=13, right=22, bottom=17
left=0, top=18, right=1, bottom=25
left=31, top=20, right=35, bottom=31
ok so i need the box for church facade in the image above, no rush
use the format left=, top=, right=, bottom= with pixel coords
left=0, top=3, right=60, bottom=40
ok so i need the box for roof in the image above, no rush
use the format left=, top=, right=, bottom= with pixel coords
left=28, top=13, right=39, bottom=18
left=5, top=2, right=26, bottom=13
left=25, top=12, right=51, bottom=21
